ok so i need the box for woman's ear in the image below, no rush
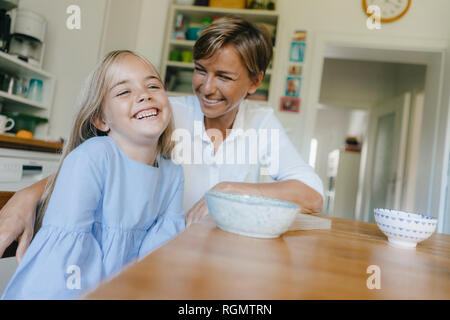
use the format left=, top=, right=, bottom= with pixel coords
left=247, top=71, right=264, bottom=95
left=92, top=116, right=109, bottom=133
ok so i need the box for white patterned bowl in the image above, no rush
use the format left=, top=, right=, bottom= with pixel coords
left=205, top=190, right=300, bottom=239
left=374, top=208, right=438, bottom=248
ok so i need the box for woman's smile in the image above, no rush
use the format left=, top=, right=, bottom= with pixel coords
left=192, top=44, right=260, bottom=120
left=200, top=95, right=225, bottom=106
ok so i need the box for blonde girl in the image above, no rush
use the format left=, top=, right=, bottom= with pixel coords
left=2, top=50, right=185, bottom=300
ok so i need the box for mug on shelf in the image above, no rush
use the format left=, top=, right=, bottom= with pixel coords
left=28, top=78, right=43, bottom=103
left=169, top=49, right=182, bottom=61
left=0, top=114, right=15, bottom=134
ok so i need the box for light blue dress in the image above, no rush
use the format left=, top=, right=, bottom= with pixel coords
left=1, top=136, right=185, bottom=300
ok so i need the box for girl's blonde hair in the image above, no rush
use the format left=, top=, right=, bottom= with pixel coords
left=35, top=50, right=175, bottom=232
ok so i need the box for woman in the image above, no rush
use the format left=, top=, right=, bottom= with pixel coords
left=0, top=17, right=323, bottom=262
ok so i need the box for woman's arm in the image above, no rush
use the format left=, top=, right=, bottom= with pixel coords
left=216, top=180, right=323, bottom=213
left=185, top=180, right=323, bottom=227
left=0, top=177, right=49, bottom=262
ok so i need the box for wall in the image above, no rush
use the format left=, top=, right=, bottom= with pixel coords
left=135, top=0, right=171, bottom=71
left=99, top=0, right=142, bottom=58
left=319, top=58, right=398, bottom=109
left=18, top=0, right=107, bottom=140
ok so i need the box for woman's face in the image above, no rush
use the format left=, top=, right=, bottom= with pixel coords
left=192, top=44, right=262, bottom=119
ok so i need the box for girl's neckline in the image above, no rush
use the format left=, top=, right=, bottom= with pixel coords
left=104, top=136, right=160, bottom=169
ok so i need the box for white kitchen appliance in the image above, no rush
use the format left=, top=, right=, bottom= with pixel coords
left=8, top=9, right=46, bottom=67
left=0, top=147, right=59, bottom=191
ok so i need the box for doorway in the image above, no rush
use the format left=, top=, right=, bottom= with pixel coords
left=303, top=34, right=447, bottom=233
left=312, top=56, right=427, bottom=223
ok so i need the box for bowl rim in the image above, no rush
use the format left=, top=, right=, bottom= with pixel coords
left=374, top=208, right=437, bottom=222
left=206, top=190, right=300, bottom=209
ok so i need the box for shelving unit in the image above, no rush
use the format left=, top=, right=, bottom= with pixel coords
left=0, top=50, right=56, bottom=138
left=161, top=4, right=280, bottom=102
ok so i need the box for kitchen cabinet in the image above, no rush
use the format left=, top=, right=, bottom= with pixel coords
left=161, top=4, right=279, bottom=102
left=0, top=49, right=56, bottom=139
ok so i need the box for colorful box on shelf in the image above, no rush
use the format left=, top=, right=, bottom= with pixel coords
left=209, top=0, right=245, bottom=9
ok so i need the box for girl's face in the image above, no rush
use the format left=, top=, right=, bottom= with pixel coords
left=97, top=54, right=171, bottom=147
left=192, top=44, right=262, bottom=119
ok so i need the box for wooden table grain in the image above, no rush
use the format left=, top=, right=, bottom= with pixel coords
left=85, top=215, right=450, bottom=300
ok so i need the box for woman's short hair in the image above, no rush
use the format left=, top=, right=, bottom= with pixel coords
left=193, top=16, right=273, bottom=79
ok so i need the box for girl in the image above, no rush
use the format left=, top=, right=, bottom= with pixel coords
left=1, top=50, right=185, bottom=299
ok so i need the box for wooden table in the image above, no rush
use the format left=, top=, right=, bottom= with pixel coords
left=85, top=216, right=450, bottom=299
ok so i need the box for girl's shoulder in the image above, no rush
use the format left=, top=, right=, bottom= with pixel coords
left=75, top=136, right=115, bottom=153
left=157, top=156, right=184, bottom=182
left=64, top=136, right=114, bottom=167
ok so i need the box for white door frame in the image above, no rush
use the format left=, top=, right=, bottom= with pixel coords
left=303, top=32, right=448, bottom=231
left=361, top=93, right=411, bottom=222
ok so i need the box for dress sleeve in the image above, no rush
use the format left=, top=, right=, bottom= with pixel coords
left=138, top=166, right=186, bottom=259
left=1, top=227, right=104, bottom=300
left=1, top=147, right=106, bottom=300
left=261, top=111, right=324, bottom=198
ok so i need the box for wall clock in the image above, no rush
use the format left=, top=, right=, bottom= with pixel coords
left=363, top=0, right=411, bottom=23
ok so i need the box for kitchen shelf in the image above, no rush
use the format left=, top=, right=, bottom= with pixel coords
left=166, top=60, right=273, bottom=76
left=0, top=50, right=53, bottom=80
left=167, top=61, right=195, bottom=69
left=169, top=39, right=196, bottom=47
left=172, top=5, right=278, bottom=24
left=0, top=91, right=47, bottom=110
left=0, top=50, right=56, bottom=139
left=161, top=4, right=279, bottom=102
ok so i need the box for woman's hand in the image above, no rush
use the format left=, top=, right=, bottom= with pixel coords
left=185, top=196, right=208, bottom=228
left=0, top=177, right=49, bottom=263
left=185, top=182, right=234, bottom=228
left=0, top=189, right=38, bottom=263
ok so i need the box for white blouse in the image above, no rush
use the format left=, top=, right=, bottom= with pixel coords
left=169, top=96, right=324, bottom=212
